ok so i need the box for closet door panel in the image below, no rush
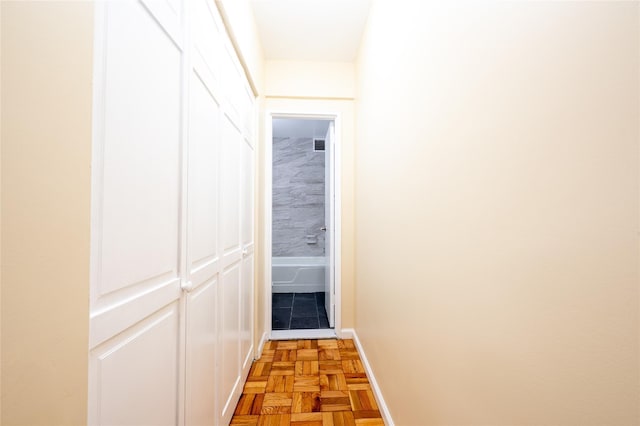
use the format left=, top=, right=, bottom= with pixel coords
left=241, top=139, right=254, bottom=248
left=221, top=116, right=242, bottom=257
left=240, top=253, right=254, bottom=370
left=220, top=262, right=242, bottom=423
left=190, top=0, right=224, bottom=96
left=184, top=43, right=221, bottom=426
left=97, top=0, right=181, bottom=300
left=218, top=104, right=243, bottom=424
left=240, top=138, right=255, bottom=368
left=184, top=279, right=218, bottom=426
left=187, top=71, right=220, bottom=284
left=90, top=303, right=180, bottom=426
left=89, top=2, right=184, bottom=424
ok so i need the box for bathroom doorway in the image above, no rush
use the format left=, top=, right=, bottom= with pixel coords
left=265, top=113, right=341, bottom=340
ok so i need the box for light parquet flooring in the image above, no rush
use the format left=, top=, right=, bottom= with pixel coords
left=231, top=339, right=384, bottom=426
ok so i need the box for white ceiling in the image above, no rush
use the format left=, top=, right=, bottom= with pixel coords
left=250, top=0, right=372, bottom=61
left=273, top=118, right=330, bottom=139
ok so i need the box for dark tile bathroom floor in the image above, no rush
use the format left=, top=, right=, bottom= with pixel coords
left=272, top=292, right=330, bottom=330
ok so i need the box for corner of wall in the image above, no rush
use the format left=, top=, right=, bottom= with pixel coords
left=341, top=328, right=394, bottom=426
left=215, top=0, right=265, bottom=97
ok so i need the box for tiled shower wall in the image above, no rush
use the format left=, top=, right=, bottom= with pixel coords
left=272, top=137, right=325, bottom=257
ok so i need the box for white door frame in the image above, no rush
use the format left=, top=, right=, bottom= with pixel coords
left=264, top=110, right=342, bottom=340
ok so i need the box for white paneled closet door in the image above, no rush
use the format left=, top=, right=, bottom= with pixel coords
left=89, top=1, right=256, bottom=425
left=183, top=1, right=224, bottom=424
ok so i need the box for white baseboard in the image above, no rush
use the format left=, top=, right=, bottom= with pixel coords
left=341, top=328, right=394, bottom=426
left=256, top=331, right=269, bottom=359
left=338, top=328, right=353, bottom=339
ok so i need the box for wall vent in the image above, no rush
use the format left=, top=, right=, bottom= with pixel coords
left=313, top=139, right=325, bottom=152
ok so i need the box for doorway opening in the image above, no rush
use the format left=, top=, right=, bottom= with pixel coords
left=265, top=113, right=341, bottom=340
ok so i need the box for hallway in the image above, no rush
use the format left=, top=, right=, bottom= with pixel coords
left=231, top=339, right=383, bottom=425
left=1, top=1, right=639, bottom=425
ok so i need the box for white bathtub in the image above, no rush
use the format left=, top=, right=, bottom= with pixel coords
left=272, top=256, right=326, bottom=293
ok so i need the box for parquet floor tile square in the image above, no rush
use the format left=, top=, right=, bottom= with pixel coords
left=297, top=349, right=320, bottom=361
left=297, top=340, right=319, bottom=350
left=274, top=349, right=298, bottom=361
left=324, top=411, right=356, bottom=426
left=344, top=376, right=369, bottom=386
left=230, top=414, right=259, bottom=425
left=294, top=375, right=321, bottom=392
left=292, top=391, right=322, bottom=413
left=264, top=341, right=279, bottom=350
left=277, top=341, right=299, bottom=350
left=296, top=361, right=319, bottom=375
left=319, top=391, right=351, bottom=412
left=271, top=362, right=296, bottom=376
left=348, top=390, right=378, bottom=411
left=291, top=420, right=323, bottom=426
left=319, top=373, right=347, bottom=391
left=336, top=340, right=355, bottom=350
left=261, top=351, right=276, bottom=362
left=341, top=360, right=365, bottom=374
left=338, top=350, right=360, bottom=360
left=267, top=375, right=295, bottom=393
left=258, top=414, right=292, bottom=426
left=318, top=361, right=342, bottom=374
left=317, top=340, right=339, bottom=349
left=319, top=348, right=341, bottom=361
left=235, top=393, right=265, bottom=416
left=263, top=392, right=294, bottom=407
left=244, top=381, right=268, bottom=394
left=353, top=410, right=383, bottom=420
left=249, top=362, right=273, bottom=379
left=354, top=419, right=384, bottom=426
left=231, top=339, right=384, bottom=425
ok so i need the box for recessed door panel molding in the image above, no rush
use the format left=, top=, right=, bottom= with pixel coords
left=190, top=0, right=225, bottom=98
left=220, top=45, right=242, bottom=129
left=242, top=88, right=256, bottom=142
left=90, top=278, right=182, bottom=348
left=140, top=0, right=183, bottom=49
left=89, top=302, right=180, bottom=426
left=240, top=137, right=255, bottom=372
left=241, top=140, right=255, bottom=248
left=184, top=278, right=218, bottom=426
left=93, top=0, right=182, bottom=301
left=187, top=71, right=220, bottom=285
left=219, top=262, right=242, bottom=424
left=221, top=115, right=242, bottom=256
left=241, top=254, right=254, bottom=371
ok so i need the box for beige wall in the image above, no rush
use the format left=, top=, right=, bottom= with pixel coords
left=1, top=3, right=93, bottom=425
left=266, top=60, right=355, bottom=99
left=355, top=2, right=639, bottom=425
